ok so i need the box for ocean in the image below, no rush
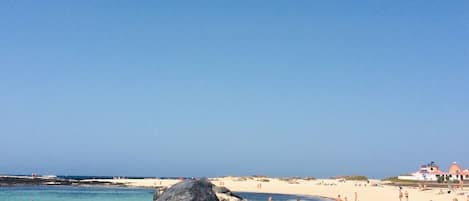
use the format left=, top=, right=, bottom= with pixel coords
left=0, top=186, right=328, bottom=201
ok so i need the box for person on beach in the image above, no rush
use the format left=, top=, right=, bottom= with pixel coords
left=344, top=196, right=348, bottom=201
left=336, top=194, right=343, bottom=201
left=404, top=190, right=408, bottom=201
left=399, top=190, right=403, bottom=201
left=354, top=192, right=358, bottom=201
left=268, top=196, right=272, bottom=201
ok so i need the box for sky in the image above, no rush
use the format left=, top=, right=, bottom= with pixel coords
left=1, top=1, right=468, bottom=179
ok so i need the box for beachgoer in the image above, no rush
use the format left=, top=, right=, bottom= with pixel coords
left=268, top=196, right=272, bottom=201
left=344, top=196, right=348, bottom=201
left=399, top=190, right=403, bottom=201
left=467, top=195, right=469, bottom=201
left=404, top=190, right=408, bottom=201
left=336, top=194, right=343, bottom=201
left=297, top=198, right=300, bottom=201
left=354, top=192, right=358, bottom=201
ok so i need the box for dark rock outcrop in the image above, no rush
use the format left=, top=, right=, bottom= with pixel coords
left=0, top=176, right=116, bottom=186
left=155, top=179, right=219, bottom=201
left=212, top=186, right=231, bottom=194
left=154, top=179, right=245, bottom=201
left=212, top=186, right=244, bottom=201
left=153, top=187, right=167, bottom=201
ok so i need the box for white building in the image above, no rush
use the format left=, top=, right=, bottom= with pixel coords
left=398, top=162, right=469, bottom=182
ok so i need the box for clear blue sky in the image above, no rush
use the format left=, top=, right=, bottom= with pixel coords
left=1, top=1, right=468, bottom=178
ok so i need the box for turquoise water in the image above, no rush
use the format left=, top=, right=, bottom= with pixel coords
left=0, top=186, right=327, bottom=201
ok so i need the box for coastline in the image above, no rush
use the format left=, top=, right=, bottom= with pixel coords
left=0, top=175, right=122, bottom=187
left=2, top=175, right=468, bottom=201
left=83, top=177, right=469, bottom=201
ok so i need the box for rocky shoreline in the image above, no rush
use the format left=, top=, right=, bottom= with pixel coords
left=0, top=176, right=123, bottom=187
left=153, top=179, right=245, bottom=201
left=0, top=176, right=248, bottom=201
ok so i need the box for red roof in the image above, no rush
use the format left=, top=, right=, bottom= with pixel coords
left=460, top=171, right=469, bottom=176
left=428, top=170, right=447, bottom=175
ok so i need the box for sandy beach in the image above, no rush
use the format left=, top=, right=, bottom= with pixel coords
left=83, top=177, right=469, bottom=201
